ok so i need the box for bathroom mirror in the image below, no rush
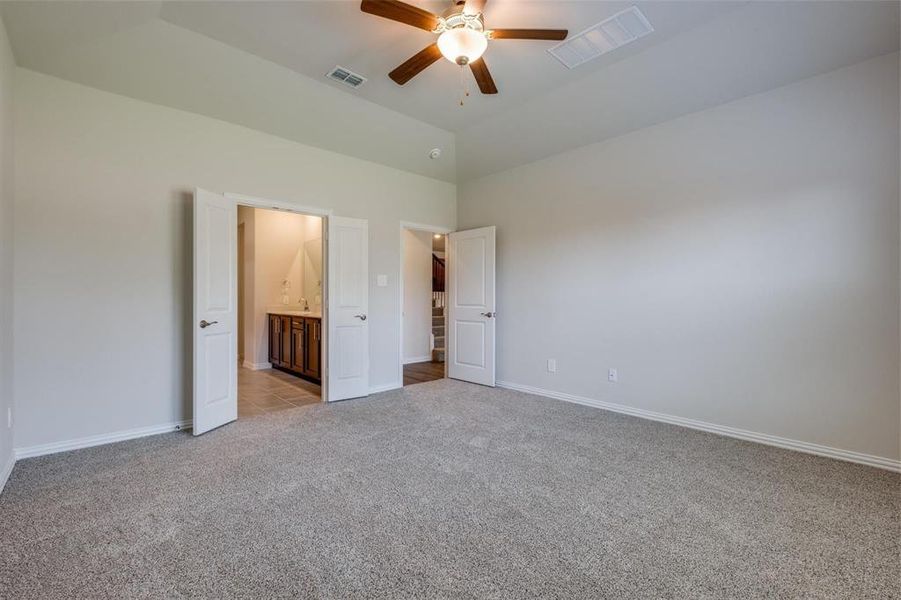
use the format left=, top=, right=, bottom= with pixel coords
left=303, top=236, right=322, bottom=308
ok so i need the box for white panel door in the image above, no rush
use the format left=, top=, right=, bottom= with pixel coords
left=327, top=216, right=369, bottom=401
left=192, top=188, right=238, bottom=435
left=448, top=226, right=496, bottom=386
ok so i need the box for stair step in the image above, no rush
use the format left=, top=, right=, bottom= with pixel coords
left=432, top=316, right=444, bottom=326
left=434, top=336, right=445, bottom=349
left=432, top=307, right=444, bottom=316
left=432, top=326, right=445, bottom=336
left=432, top=349, right=445, bottom=362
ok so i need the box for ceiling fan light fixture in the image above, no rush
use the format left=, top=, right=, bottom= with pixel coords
left=437, top=27, right=487, bottom=65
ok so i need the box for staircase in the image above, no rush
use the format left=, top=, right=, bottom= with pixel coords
left=431, top=253, right=446, bottom=363
left=431, top=305, right=445, bottom=362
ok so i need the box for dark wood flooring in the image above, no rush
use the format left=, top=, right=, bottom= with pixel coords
left=403, top=361, right=445, bottom=387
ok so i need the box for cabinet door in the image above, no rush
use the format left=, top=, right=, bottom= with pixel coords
left=291, top=321, right=305, bottom=373
left=280, top=316, right=292, bottom=367
left=304, top=318, right=321, bottom=380
left=268, top=315, right=280, bottom=365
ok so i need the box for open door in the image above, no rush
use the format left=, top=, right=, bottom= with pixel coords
left=327, top=216, right=370, bottom=401
left=192, top=188, right=238, bottom=434
left=447, top=226, right=496, bottom=386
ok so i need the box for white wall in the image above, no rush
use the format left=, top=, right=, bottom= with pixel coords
left=0, top=16, right=14, bottom=485
left=2, top=16, right=457, bottom=182
left=458, top=53, right=900, bottom=462
left=403, top=229, right=433, bottom=364
left=14, top=68, right=455, bottom=451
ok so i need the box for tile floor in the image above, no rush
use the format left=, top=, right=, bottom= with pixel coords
left=238, top=366, right=321, bottom=418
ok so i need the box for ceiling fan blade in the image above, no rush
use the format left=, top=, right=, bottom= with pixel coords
left=463, top=0, right=488, bottom=15
left=469, top=57, right=497, bottom=94
left=490, top=28, right=568, bottom=41
left=360, top=0, right=439, bottom=32
left=389, top=43, right=443, bottom=85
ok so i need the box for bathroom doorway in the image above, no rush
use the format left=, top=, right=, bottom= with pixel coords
left=236, top=205, right=324, bottom=417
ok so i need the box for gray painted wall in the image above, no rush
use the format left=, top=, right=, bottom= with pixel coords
left=459, top=53, right=900, bottom=461
left=13, top=69, right=456, bottom=451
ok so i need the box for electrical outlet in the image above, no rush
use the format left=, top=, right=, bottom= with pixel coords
left=547, top=359, right=556, bottom=373
left=608, top=368, right=618, bottom=383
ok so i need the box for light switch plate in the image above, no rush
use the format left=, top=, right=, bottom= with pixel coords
left=608, top=368, right=618, bottom=383
left=376, top=275, right=388, bottom=287
left=547, top=359, right=556, bottom=373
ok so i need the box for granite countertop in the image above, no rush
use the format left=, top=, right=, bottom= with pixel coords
left=268, top=309, right=322, bottom=319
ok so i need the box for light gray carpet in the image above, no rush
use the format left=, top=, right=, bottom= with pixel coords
left=1, top=379, right=898, bottom=599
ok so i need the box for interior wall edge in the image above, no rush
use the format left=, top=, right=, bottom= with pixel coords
left=498, top=381, right=901, bottom=473
left=14, top=420, right=193, bottom=460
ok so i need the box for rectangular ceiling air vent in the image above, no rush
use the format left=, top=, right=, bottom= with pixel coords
left=548, top=6, right=654, bottom=69
left=327, top=66, right=367, bottom=89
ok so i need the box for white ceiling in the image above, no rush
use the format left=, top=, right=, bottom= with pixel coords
left=2, top=1, right=899, bottom=182
left=156, top=0, right=741, bottom=132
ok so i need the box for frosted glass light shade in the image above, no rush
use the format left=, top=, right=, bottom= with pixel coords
left=437, top=27, right=488, bottom=65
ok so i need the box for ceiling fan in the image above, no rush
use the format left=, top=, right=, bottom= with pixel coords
left=360, top=0, right=568, bottom=95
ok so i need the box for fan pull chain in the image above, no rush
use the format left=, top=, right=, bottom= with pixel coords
left=459, top=64, right=470, bottom=107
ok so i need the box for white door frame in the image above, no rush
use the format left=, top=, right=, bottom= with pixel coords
left=225, top=192, right=334, bottom=402
left=398, top=221, right=452, bottom=386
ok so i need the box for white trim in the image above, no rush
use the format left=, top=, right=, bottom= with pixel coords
left=370, top=381, right=402, bottom=394
left=14, top=420, right=192, bottom=460
left=400, top=221, right=453, bottom=235
left=398, top=221, right=452, bottom=387
left=497, top=381, right=901, bottom=473
left=403, top=356, right=432, bottom=365
left=225, top=192, right=333, bottom=217
left=242, top=361, right=272, bottom=371
left=227, top=192, right=330, bottom=403
left=0, top=453, right=14, bottom=494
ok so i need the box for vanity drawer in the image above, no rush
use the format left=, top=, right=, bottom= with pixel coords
left=291, top=317, right=305, bottom=329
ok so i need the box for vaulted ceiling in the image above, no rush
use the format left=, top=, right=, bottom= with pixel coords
left=2, top=1, right=899, bottom=182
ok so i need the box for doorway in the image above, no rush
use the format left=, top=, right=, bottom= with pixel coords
left=236, top=205, right=324, bottom=417
left=194, top=188, right=372, bottom=435
left=400, top=224, right=450, bottom=387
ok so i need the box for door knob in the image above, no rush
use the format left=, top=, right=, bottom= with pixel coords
left=354, top=314, right=367, bottom=321
left=481, top=312, right=495, bottom=318
left=199, top=320, right=218, bottom=329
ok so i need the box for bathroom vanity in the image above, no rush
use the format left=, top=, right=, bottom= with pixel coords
left=268, top=312, right=321, bottom=384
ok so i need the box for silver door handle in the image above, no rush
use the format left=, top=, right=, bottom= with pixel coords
left=354, top=314, right=367, bottom=321
left=481, top=312, right=495, bottom=318
left=199, top=320, right=218, bottom=329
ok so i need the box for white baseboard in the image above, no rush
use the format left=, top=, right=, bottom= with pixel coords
left=403, top=356, right=432, bottom=365
left=0, top=452, right=14, bottom=494
left=370, top=381, right=402, bottom=394
left=242, top=361, right=272, bottom=371
left=497, top=381, right=901, bottom=473
left=14, top=420, right=193, bottom=460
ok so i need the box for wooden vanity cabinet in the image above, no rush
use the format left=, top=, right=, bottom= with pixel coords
left=279, top=316, right=291, bottom=368
left=303, top=318, right=321, bottom=380
left=290, top=318, right=305, bottom=374
left=268, top=315, right=279, bottom=365
left=268, top=313, right=321, bottom=384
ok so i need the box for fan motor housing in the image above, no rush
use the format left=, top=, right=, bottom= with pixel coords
left=434, top=10, right=485, bottom=35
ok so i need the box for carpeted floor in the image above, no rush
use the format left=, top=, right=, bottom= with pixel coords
left=1, top=379, right=898, bottom=599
